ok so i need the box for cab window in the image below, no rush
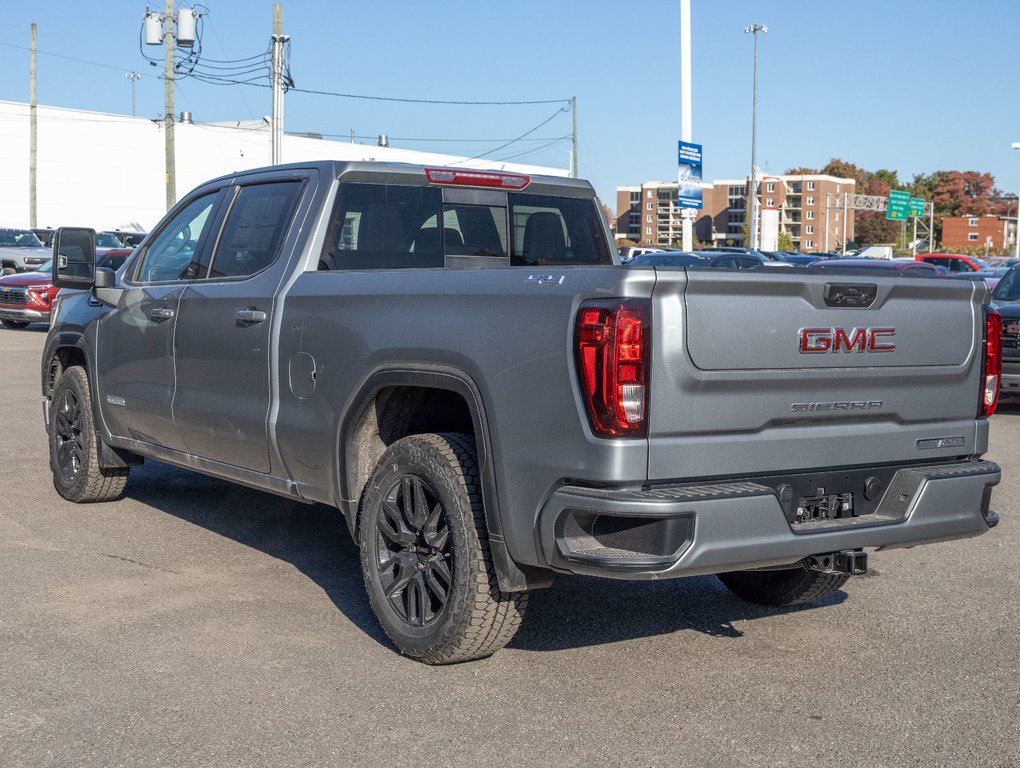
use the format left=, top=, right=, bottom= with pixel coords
left=508, top=193, right=611, bottom=266
left=320, top=183, right=442, bottom=270
left=208, top=181, right=302, bottom=278
left=134, top=193, right=220, bottom=283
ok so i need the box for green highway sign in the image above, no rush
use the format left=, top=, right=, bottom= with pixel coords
left=909, top=197, right=926, bottom=218
left=886, top=190, right=911, bottom=220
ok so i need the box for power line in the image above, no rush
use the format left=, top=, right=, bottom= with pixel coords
left=494, top=136, right=572, bottom=163
left=447, top=106, right=570, bottom=165
left=0, top=40, right=154, bottom=76
left=288, top=85, right=569, bottom=107
left=335, top=133, right=569, bottom=144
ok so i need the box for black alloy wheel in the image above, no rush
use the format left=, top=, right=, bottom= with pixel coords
left=358, top=433, right=526, bottom=664
left=53, top=382, right=87, bottom=487
left=373, top=474, right=453, bottom=627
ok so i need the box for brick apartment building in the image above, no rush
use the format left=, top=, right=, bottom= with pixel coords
left=616, top=174, right=856, bottom=253
left=941, top=215, right=1016, bottom=252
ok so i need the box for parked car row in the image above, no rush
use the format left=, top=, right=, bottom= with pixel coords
left=0, top=240, right=135, bottom=329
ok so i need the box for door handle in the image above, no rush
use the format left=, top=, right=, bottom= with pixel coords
left=236, top=309, right=267, bottom=324
left=149, top=307, right=175, bottom=322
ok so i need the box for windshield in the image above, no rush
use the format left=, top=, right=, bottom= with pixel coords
left=993, top=269, right=1020, bottom=303
left=96, top=233, right=123, bottom=248
left=0, top=229, right=44, bottom=248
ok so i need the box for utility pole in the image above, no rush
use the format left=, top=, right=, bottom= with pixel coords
left=570, top=96, right=578, bottom=178
left=271, top=4, right=288, bottom=165
left=744, top=23, right=766, bottom=250
left=125, top=71, right=142, bottom=117
left=680, top=0, right=693, bottom=251
left=164, top=0, right=176, bottom=210
left=29, top=23, right=37, bottom=229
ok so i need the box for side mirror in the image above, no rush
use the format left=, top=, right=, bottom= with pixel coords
left=53, top=228, right=97, bottom=289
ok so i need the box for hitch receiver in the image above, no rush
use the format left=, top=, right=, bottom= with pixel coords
left=806, top=549, right=868, bottom=576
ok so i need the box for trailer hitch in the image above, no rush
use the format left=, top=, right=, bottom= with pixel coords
left=806, top=549, right=868, bottom=576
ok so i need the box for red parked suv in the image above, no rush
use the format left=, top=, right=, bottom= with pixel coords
left=0, top=249, right=132, bottom=329
left=916, top=253, right=990, bottom=273
left=0, top=260, right=59, bottom=328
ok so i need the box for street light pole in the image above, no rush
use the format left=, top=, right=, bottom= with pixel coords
left=125, top=71, right=142, bottom=117
left=745, top=23, right=766, bottom=250
left=1011, top=142, right=1020, bottom=260
left=680, top=0, right=694, bottom=251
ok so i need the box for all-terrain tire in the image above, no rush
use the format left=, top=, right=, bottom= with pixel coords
left=718, top=563, right=849, bottom=606
left=49, top=366, right=129, bottom=503
left=358, top=432, right=527, bottom=664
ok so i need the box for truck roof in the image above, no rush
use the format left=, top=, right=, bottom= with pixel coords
left=209, top=160, right=597, bottom=198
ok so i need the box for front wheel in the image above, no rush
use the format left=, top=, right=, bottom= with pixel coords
left=718, top=563, right=849, bottom=606
left=49, top=366, right=129, bottom=502
left=358, top=433, right=526, bottom=664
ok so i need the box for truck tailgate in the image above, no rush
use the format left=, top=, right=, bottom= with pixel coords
left=647, top=269, right=988, bottom=481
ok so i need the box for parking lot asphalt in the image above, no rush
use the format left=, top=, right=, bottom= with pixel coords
left=1, top=326, right=1018, bottom=768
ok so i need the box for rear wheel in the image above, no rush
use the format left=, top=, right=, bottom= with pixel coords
left=718, top=563, right=849, bottom=606
left=358, top=433, right=526, bottom=664
left=1, top=319, right=29, bottom=329
left=49, top=366, right=129, bottom=502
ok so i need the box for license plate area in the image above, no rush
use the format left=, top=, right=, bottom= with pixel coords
left=768, top=466, right=908, bottom=529
left=795, top=490, right=855, bottom=523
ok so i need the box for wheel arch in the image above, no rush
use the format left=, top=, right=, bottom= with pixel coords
left=338, top=366, right=541, bottom=592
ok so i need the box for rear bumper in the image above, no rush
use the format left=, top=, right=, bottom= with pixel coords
left=537, top=460, right=1000, bottom=580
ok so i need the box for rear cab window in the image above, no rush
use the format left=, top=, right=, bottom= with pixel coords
left=319, top=181, right=611, bottom=271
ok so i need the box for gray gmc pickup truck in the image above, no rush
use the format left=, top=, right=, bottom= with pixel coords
left=42, top=161, right=1003, bottom=664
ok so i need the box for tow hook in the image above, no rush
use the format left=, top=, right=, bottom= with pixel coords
left=806, top=549, right=868, bottom=576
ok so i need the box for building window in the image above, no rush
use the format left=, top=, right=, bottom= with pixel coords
left=805, top=239, right=813, bottom=249
left=806, top=211, right=815, bottom=220
left=807, top=182, right=816, bottom=191
left=766, top=182, right=775, bottom=193
left=630, top=192, right=640, bottom=205
left=766, top=198, right=774, bottom=207
left=790, top=182, right=802, bottom=194
left=646, top=215, right=652, bottom=223
left=968, top=218, right=979, bottom=227
left=968, top=233, right=979, bottom=241
left=645, top=226, right=652, bottom=234
left=806, top=196, right=814, bottom=206
left=646, top=202, right=653, bottom=211
left=806, top=225, right=814, bottom=235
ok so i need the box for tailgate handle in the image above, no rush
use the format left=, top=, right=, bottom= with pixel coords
left=824, top=283, right=877, bottom=308
left=149, top=307, right=175, bottom=322
left=236, top=309, right=267, bottom=324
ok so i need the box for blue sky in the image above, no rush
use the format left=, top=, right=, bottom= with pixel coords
left=1, top=0, right=1018, bottom=210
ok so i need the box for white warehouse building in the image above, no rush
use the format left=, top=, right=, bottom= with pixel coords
left=0, top=99, right=568, bottom=233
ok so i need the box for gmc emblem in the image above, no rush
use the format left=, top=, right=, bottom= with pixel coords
left=799, top=327, right=896, bottom=354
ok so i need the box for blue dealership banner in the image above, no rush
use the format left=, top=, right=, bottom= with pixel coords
left=677, top=141, right=703, bottom=210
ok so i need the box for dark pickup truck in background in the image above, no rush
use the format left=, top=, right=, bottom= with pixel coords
left=42, top=161, right=1002, bottom=663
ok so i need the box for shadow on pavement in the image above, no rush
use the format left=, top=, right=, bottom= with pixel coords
left=124, top=459, right=847, bottom=657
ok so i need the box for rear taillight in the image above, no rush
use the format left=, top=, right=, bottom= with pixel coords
left=575, top=300, right=649, bottom=437
left=981, top=309, right=1002, bottom=417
